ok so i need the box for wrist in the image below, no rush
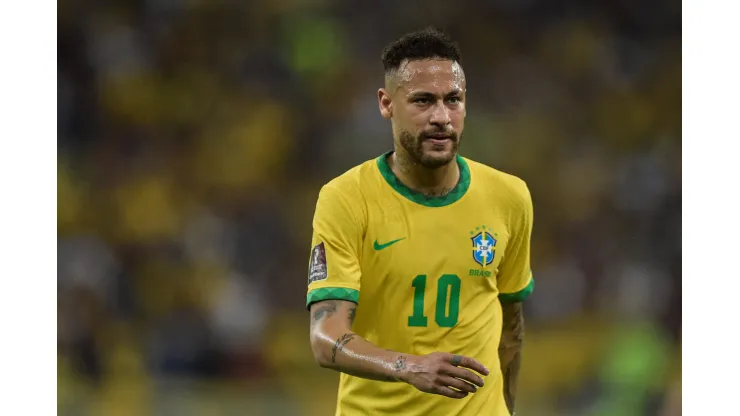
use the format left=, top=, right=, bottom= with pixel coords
left=393, top=355, right=418, bottom=383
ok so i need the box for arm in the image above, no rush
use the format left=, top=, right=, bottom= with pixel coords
left=496, top=181, right=535, bottom=415
left=309, top=299, right=405, bottom=381
left=498, top=301, right=524, bottom=414
left=309, top=299, right=489, bottom=398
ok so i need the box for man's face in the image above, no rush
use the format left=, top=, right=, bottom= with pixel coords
left=378, top=59, right=467, bottom=168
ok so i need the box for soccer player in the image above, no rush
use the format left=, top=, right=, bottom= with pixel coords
left=306, top=27, right=534, bottom=416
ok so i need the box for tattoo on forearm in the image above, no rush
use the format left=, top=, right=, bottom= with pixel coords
left=499, top=302, right=524, bottom=413
left=312, top=301, right=338, bottom=325
left=331, top=333, right=356, bottom=363
left=348, top=307, right=356, bottom=326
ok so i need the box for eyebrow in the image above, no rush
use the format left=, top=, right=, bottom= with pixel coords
left=408, top=89, right=463, bottom=99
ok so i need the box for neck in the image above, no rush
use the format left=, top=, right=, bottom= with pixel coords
left=389, top=148, right=460, bottom=197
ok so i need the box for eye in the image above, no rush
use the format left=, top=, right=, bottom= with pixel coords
left=447, top=96, right=461, bottom=104
left=414, top=97, right=430, bottom=105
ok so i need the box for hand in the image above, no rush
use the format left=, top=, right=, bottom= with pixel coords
left=400, top=352, right=490, bottom=399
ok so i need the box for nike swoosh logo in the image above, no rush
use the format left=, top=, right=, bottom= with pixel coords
left=373, top=238, right=406, bottom=251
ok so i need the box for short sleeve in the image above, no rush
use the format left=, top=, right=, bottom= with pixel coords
left=497, top=182, right=535, bottom=303
left=306, top=184, right=364, bottom=309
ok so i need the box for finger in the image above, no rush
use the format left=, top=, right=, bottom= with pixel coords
left=439, top=375, right=478, bottom=394
left=444, top=365, right=485, bottom=388
left=453, top=355, right=490, bottom=376
left=449, top=354, right=463, bottom=366
left=434, top=386, right=469, bottom=399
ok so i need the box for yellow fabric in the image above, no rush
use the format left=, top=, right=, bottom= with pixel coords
left=307, top=153, right=534, bottom=416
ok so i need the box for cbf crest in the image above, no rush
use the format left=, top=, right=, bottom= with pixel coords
left=470, top=225, right=497, bottom=267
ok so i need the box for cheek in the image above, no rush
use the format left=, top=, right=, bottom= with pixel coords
left=408, top=109, right=431, bottom=126
left=451, top=107, right=466, bottom=126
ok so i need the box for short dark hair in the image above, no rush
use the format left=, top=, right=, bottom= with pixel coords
left=381, top=27, right=462, bottom=74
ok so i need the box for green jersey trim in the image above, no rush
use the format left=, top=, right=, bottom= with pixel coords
left=376, top=151, right=471, bottom=207
left=306, top=287, right=360, bottom=309
left=499, top=277, right=535, bottom=303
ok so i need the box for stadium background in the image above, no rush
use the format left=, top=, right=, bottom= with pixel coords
left=57, top=0, right=681, bottom=415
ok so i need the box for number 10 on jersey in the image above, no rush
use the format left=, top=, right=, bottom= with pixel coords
left=408, top=274, right=461, bottom=328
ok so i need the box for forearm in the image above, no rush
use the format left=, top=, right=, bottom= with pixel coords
left=310, top=300, right=410, bottom=382
left=312, top=329, right=408, bottom=381
left=498, top=302, right=524, bottom=414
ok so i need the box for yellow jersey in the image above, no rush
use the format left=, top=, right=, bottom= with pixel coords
left=307, top=151, right=535, bottom=416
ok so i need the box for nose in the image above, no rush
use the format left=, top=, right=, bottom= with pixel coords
left=429, top=102, right=451, bottom=127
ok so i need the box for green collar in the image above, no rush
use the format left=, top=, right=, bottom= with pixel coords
left=376, top=151, right=471, bottom=207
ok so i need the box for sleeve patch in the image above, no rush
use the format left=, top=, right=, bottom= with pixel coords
left=308, top=242, right=328, bottom=285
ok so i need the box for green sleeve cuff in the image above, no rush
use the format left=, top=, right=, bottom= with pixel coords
left=306, top=287, right=360, bottom=309
left=499, top=277, right=535, bottom=303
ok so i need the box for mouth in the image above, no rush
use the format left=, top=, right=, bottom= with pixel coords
left=424, top=135, right=454, bottom=146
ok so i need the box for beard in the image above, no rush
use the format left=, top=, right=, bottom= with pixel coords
left=398, top=128, right=461, bottom=169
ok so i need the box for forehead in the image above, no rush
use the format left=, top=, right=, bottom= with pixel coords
left=396, top=59, right=465, bottom=93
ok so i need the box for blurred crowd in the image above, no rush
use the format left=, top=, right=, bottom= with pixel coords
left=57, top=0, right=681, bottom=415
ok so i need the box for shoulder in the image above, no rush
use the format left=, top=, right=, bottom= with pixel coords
left=463, top=157, right=532, bottom=210
left=319, top=158, right=378, bottom=201
left=315, top=158, right=378, bottom=221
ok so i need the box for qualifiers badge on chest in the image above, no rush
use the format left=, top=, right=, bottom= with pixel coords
left=308, top=242, right=328, bottom=285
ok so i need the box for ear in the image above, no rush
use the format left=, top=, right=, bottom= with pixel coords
left=378, top=88, right=393, bottom=119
